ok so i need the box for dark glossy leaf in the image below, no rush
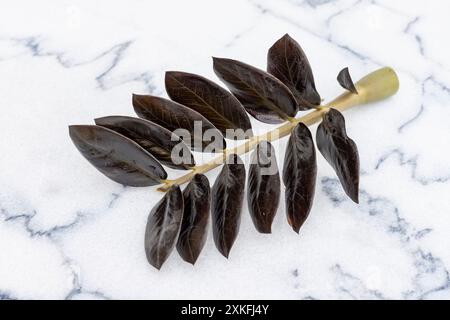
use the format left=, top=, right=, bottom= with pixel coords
left=132, top=94, right=226, bottom=152
left=211, top=154, right=245, bottom=258
left=69, top=125, right=167, bottom=187
left=165, top=71, right=253, bottom=139
left=337, top=67, right=358, bottom=94
left=267, top=33, right=321, bottom=108
left=213, top=57, right=297, bottom=124
left=316, top=108, right=359, bottom=203
left=176, top=174, right=210, bottom=265
left=247, top=141, right=280, bottom=233
left=283, top=123, right=317, bottom=233
left=145, top=185, right=184, bottom=270
left=94, top=116, right=195, bottom=170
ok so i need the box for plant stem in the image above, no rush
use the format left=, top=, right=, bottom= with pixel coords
left=157, top=67, right=399, bottom=192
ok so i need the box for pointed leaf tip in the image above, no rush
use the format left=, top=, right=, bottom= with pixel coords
left=316, top=108, right=360, bottom=203
left=247, top=141, right=280, bottom=234
left=165, top=70, right=252, bottom=139
left=337, top=67, right=358, bottom=94
left=69, top=124, right=167, bottom=186
left=132, top=94, right=226, bottom=152
left=213, top=57, right=297, bottom=124
left=94, top=115, right=195, bottom=170
left=211, top=154, right=245, bottom=258
left=283, top=123, right=317, bottom=233
left=176, top=174, right=210, bottom=265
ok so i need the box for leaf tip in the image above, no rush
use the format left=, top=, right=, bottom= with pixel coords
left=337, top=67, right=358, bottom=94
left=350, top=190, right=359, bottom=204
left=146, top=252, right=164, bottom=270
left=68, top=125, right=78, bottom=139
left=287, top=216, right=300, bottom=234
left=150, top=261, right=163, bottom=270
left=132, top=93, right=147, bottom=103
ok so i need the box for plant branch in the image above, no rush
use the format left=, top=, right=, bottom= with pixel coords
left=158, top=67, right=399, bottom=192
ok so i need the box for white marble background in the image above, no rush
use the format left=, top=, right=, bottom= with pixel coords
left=0, top=0, right=449, bottom=300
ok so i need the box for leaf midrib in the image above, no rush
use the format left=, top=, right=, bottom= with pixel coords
left=169, top=75, right=236, bottom=129
left=224, top=66, right=291, bottom=120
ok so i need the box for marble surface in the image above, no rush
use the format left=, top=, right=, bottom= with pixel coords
left=0, top=0, right=449, bottom=300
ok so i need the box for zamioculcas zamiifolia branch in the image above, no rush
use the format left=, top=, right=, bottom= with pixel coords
left=69, top=34, right=399, bottom=269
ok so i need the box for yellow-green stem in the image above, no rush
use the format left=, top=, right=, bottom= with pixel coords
left=157, top=67, right=399, bottom=192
